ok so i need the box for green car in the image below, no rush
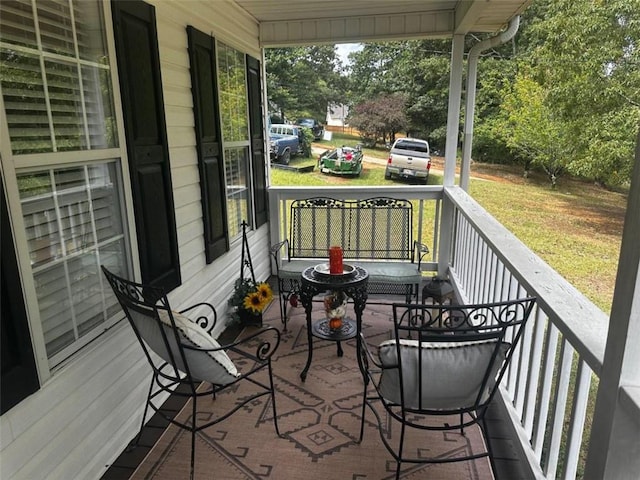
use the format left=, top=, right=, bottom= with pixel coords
left=318, top=145, right=363, bottom=176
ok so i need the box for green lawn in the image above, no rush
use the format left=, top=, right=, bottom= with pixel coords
left=468, top=164, right=625, bottom=312
left=271, top=160, right=387, bottom=186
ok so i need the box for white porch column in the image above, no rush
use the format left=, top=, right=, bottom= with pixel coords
left=584, top=130, right=640, bottom=479
left=443, top=34, right=464, bottom=187
left=437, top=35, right=465, bottom=277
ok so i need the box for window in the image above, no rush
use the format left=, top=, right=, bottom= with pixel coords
left=1, top=0, right=129, bottom=369
left=18, top=163, right=128, bottom=365
left=224, top=147, right=250, bottom=235
left=217, top=41, right=250, bottom=239
left=0, top=0, right=117, bottom=154
left=188, top=31, right=267, bottom=251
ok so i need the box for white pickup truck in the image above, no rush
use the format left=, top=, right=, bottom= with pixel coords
left=385, top=137, right=431, bottom=184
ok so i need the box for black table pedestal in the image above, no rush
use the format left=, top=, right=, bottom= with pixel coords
left=299, top=265, right=368, bottom=381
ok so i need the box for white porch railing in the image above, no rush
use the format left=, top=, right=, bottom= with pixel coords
left=444, top=186, right=609, bottom=479
left=267, top=184, right=614, bottom=479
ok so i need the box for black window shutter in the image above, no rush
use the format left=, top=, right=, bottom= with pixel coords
left=187, top=26, right=229, bottom=263
left=1, top=180, right=39, bottom=414
left=246, top=55, right=268, bottom=227
left=112, top=0, right=181, bottom=290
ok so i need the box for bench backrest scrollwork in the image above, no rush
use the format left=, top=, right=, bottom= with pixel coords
left=289, top=197, right=413, bottom=261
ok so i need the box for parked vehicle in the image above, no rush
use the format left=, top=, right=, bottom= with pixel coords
left=296, top=118, right=324, bottom=140
left=318, top=145, right=363, bottom=176
left=385, top=137, right=431, bottom=184
left=269, top=124, right=305, bottom=164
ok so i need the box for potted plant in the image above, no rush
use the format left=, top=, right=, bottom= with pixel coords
left=228, top=277, right=273, bottom=326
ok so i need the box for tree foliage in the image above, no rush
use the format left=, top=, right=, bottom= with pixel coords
left=472, top=59, right=519, bottom=164
left=265, top=45, right=345, bottom=122
left=348, top=40, right=451, bottom=150
left=348, top=42, right=409, bottom=104
left=348, top=93, right=408, bottom=146
left=501, top=74, right=572, bottom=187
left=503, top=0, right=640, bottom=186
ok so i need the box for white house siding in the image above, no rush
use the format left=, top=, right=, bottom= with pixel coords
left=0, top=1, right=270, bottom=479
left=152, top=0, right=270, bottom=330
left=326, top=104, right=349, bottom=127
left=0, top=323, right=149, bottom=480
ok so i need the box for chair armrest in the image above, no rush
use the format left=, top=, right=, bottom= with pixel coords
left=270, top=239, right=290, bottom=272
left=179, top=302, right=217, bottom=335
left=412, top=241, right=430, bottom=268
left=359, top=332, right=384, bottom=372
left=225, top=326, right=281, bottom=364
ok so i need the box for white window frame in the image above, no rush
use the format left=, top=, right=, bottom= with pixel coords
left=216, top=40, right=254, bottom=240
left=0, top=0, right=138, bottom=381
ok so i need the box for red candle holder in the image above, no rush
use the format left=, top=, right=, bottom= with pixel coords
left=329, top=246, right=343, bottom=274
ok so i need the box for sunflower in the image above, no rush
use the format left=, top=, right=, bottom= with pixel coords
left=243, top=291, right=264, bottom=313
left=229, top=277, right=274, bottom=323
left=256, top=282, right=273, bottom=303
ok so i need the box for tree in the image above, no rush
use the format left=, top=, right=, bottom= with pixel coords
left=348, top=94, right=408, bottom=146
left=400, top=42, right=451, bottom=151
left=467, top=0, right=640, bottom=187
left=348, top=40, right=452, bottom=150
left=501, top=75, right=572, bottom=187
left=347, top=42, right=408, bottom=104
left=522, top=0, right=640, bottom=186
left=471, top=53, right=520, bottom=164
left=265, top=46, right=345, bottom=122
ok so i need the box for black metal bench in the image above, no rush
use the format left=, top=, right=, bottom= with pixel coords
left=270, top=197, right=429, bottom=329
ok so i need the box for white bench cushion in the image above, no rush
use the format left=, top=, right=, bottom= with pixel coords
left=279, top=259, right=421, bottom=285
left=377, top=338, right=509, bottom=410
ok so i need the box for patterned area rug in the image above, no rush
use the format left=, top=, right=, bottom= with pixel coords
left=131, top=302, right=494, bottom=480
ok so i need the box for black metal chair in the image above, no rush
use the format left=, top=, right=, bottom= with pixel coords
left=102, top=266, right=281, bottom=479
left=359, top=297, right=536, bottom=479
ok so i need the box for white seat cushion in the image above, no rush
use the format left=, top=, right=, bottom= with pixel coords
left=377, top=338, right=509, bottom=410
left=132, top=309, right=239, bottom=386
left=357, top=261, right=421, bottom=284
left=278, top=260, right=319, bottom=279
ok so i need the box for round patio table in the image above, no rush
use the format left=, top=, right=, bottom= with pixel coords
left=299, top=264, right=368, bottom=381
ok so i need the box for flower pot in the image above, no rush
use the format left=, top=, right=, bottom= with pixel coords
left=238, top=308, right=263, bottom=327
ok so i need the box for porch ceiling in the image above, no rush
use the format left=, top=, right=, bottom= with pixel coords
left=233, top=0, right=532, bottom=46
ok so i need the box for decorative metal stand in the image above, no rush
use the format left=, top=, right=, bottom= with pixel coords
left=235, top=220, right=262, bottom=326
left=239, top=220, right=256, bottom=285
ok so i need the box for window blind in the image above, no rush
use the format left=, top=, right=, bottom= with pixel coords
left=2, top=1, right=129, bottom=368
left=18, top=162, right=126, bottom=364
left=0, top=0, right=116, bottom=155
left=217, top=41, right=250, bottom=238
left=224, top=147, right=250, bottom=239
